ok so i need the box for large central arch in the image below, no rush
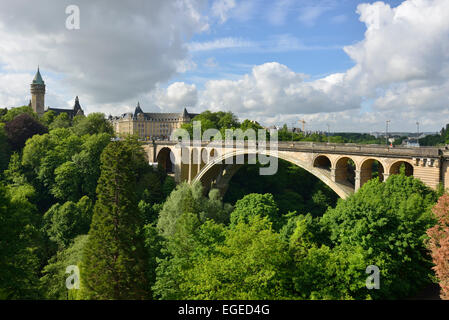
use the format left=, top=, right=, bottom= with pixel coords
left=193, top=149, right=353, bottom=199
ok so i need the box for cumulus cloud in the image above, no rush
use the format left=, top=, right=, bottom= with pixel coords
left=338, top=0, right=449, bottom=130
left=188, top=0, right=449, bottom=131
left=0, top=0, right=208, bottom=109
left=153, top=82, right=198, bottom=112
left=2, top=0, right=449, bottom=132
left=197, top=62, right=359, bottom=119
left=0, top=73, right=36, bottom=108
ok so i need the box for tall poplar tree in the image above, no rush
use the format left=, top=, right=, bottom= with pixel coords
left=81, top=139, right=151, bottom=299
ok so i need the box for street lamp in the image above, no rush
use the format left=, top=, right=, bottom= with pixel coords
left=327, top=124, right=330, bottom=143
left=416, top=121, right=420, bottom=146
left=386, top=120, right=391, bottom=146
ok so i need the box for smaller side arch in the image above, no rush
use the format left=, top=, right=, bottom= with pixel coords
left=389, top=160, right=414, bottom=177
left=156, top=147, right=175, bottom=173
left=360, top=158, right=385, bottom=187
left=313, top=155, right=332, bottom=171
left=334, top=156, right=356, bottom=187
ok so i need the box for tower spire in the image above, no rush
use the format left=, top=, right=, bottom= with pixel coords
left=32, top=66, right=45, bottom=85
left=134, top=101, right=143, bottom=118
left=31, top=66, right=46, bottom=116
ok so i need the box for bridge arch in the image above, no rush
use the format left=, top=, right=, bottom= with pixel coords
left=313, top=155, right=332, bottom=171
left=156, top=147, right=175, bottom=173
left=194, top=149, right=352, bottom=199
left=360, top=158, right=385, bottom=187
left=388, top=160, right=414, bottom=176
left=334, top=156, right=356, bottom=187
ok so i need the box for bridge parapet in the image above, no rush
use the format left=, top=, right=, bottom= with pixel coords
left=142, top=140, right=449, bottom=196
left=145, top=140, right=442, bottom=158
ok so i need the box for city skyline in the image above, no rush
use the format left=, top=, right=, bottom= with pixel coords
left=0, top=0, right=448, bottom=133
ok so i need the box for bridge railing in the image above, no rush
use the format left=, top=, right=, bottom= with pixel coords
left=145, top=140, right=442, bottom=158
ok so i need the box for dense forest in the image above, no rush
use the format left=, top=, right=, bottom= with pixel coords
left=0, top=107, right=447, bottom=299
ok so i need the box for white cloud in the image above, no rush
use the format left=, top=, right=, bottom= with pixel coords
left=211, top=0, right=236, bottom=23
left=187, top=37, right=254, bottom=52
left=0, top=0, right=208, bottom=109
left=0, top=73, right=35, bottom=108
left=210, top=0, right=260, bottom=23
left=197, top=62, right=360, bottom=118
left=340, top=0, right=449, bottom=125
left=153, top=82, right=198, bottom=112
left=0, top=71, right=70, bottom=110
left=155, top=0, right=449, bottom=132
left=188, top=34, right=341, bottom=53
left=2, top=0, right=449, bottom=133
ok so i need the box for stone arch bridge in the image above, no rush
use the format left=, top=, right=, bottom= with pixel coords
left=143, top=141, right=449, bottom=199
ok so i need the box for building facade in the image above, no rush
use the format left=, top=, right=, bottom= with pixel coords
left=30, top=67, right=84, bottom=118
left=48, top=96, right=85, bottom=119
left=110, top=103, right=198, bottom=140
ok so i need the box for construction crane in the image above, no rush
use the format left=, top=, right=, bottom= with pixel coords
left=299, top=119, right=306, bottom=132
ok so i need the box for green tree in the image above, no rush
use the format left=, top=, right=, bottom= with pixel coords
left=291, top=243, right=368, bottom=300
left=182, top=216, right=291, bottom=299
left=72, top=133, right=111, bottom=199
left=320, top=174, right=437, bottom=299
left=0, top=186, right=40, bottom=299
left=43, top=197, right=93, bottom=249
left=0, top=123, right=11, bottom=174
left=240, top=119, right=263, bottom=131
left=81, top=140, right=151, bottom=299
left=180, top=111, right=240, bottom=138
left=72, top=113, right=114, bottom=136
left=230, top=193, right=281, bottom=230
left=153, top=213, right=226, bottom=299
left=157, top=182, right=232, bottom=238
left=40, top=235, right=88, bottom=300
left=40, top=110, right=56, bottom=127
left=51, top=161, right=82, bottom=202
left=162, top=175, right=176, bottom=198
left=21, top=128, right=101, bottom=210
left=0, top=107, right=7, bottom=118
left=0, top=106, right=37, bottom=123
left=49, top=113, right=71, bottom=130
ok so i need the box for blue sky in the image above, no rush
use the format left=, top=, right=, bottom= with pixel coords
left=177, top=0, right=403, bottom=87
left=0, top=0, right=448, bottom=132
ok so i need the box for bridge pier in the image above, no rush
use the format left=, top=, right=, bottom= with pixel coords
left=354, top=170, right=361, bottom=191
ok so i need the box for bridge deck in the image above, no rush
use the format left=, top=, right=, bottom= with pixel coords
left=145, top=140, right=443, bottom=159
